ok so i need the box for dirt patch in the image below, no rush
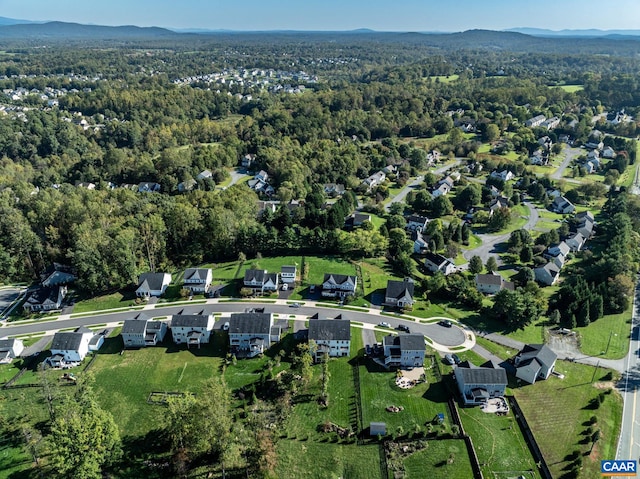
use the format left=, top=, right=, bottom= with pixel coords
left=546, top=333, right=581, bottom=357
left=593, top=381, right=615, bottom=390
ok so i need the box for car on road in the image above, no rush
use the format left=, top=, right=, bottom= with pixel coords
left=378, top=321, right=391, bottom=328
left=438, top=320, right=452, bottom=328
left=397, top=324, right=410, bottom=333
left=452, top=354, right=461, bottom=364
left=444, top=354, right=455, bottom=365
left=289, top=303, right=301, bottom=308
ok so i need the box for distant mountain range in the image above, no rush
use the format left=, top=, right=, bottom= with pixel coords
left=507, top=27, right=640, bottom=38
left=0, top=20, right=178, bottom=39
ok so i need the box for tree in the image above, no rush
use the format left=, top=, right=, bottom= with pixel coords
left=486, top=256, right=498, bottom=274
left=487, top=207, right=511, bottom=232
left=454, top=184, right=481, bottom=211
left=482, top=123, right=500, bottom=143
left=431, top=195, right=454, bottom=217
left=469, top=255, right=483, bottom=274
left=519, top=246, right=533, bottom=263
left=47, top=377, right=122, bottom=479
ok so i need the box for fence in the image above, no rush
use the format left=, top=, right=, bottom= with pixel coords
left=448, top=397, right=484, bottom=479
left=507, top=395, right=553, bottom=479
left=351, top=358, right=364, bottom=440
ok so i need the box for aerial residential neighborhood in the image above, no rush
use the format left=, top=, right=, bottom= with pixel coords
left=0, top=6, right=639, bottom=479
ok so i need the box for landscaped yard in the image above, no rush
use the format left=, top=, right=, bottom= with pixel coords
left=459, top=405, right=542, bottom=479
left=403, top=439, right=473, bottom=479
left=514, top=361, right=622, bottom=479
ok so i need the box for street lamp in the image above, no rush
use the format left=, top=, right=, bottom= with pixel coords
left=604, top=331, right=617, bottom=355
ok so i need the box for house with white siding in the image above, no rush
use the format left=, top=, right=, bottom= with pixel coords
left=228, top=312, right=278, bottom=358
left=308, top=319, right=351, bottom=361
left=170, top=311, right=214, bottom=348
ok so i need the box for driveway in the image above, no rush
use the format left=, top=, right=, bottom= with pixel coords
left=551, top=146, right=582, bottom=180
left=228, top=168, right=249, bottom=187
left=0, top=287, right=24, bottom=319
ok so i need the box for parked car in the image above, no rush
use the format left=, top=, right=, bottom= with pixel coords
left=223, top=321, right=230, bottom=331
left=282, top=283, right=288, bottom=291
left=378, top=321, right=391, bottom=328
left=365, top=344, right=372, bottom=356
left=452, top=354, right=461, bottom=364
left=397, top=324, right=410, bottom=333
left=289, top=302, right=301, bottom=308
left=309, top=285, right=316, bottom=293
left=438, top=320, right=452, bottom=328
left=444, top=354, right=455, bottom=365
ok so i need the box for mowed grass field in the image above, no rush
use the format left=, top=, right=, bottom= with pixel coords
left=403, top=440, right=474, bottom=479
left=513, top=361, right=622, bottom=479
left=459, top=406, right=542, bottom=479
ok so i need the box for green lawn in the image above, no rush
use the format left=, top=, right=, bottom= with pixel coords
left=403, top=440, right=473, bottom=479
left=359, top=359, right=452, bottom=434
left=305, top=256, right=357, bottom=285
left=73, top=291, right=138, bottom=313
left=427, top=74, right=460, bottom=83
left=556, top=84, right=584, bottom=93
left=359, top=257, right=401, bottom=300
left=459, top=405, right=542, bottom=478
left=475, top=337, right=519, bottom=361
left=514, top=361, right=622, bottom=479
left=575, top=309, right=631, bottom=359
left=276, top=441, right=382, bottom=479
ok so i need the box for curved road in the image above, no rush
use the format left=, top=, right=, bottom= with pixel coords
left=1, top=301, right=468, bottom=350
left=551, top=146, right=582, bottom=180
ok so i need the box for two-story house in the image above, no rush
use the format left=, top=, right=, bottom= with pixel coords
left=183, top=268, right=213, bottom=294
left=135, top=273, right=172, bottom=298
left=308, top=319, right=351, bottom=361
left=514, top=344, right=558, bottom=384
left=243, top=269, right=279, bottom=293
left=322, top=274, right=357, bottom=298
left=280, top=265, right=297, bottom=284
left=424, top=253, right=456, bottom=276
left=455, top=360, right=508, bottom=405
left=383, top=334, right=425, bottom=368
left=0, top=338, right=24, bottom=364
left=170, top=311, right=214, bottom=348
left=228, top=312, right=279, bottom=358
left=49, top=327, right=101, bottom=367
left=121, top=313, right=168, bottom=348
left=384, top=278, right=415, bottom=308
left=475, top=273, right=515, bottom=295
left=405, top=215, right=429, bottom=232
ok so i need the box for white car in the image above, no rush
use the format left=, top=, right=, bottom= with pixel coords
left=378, top=322, right=391, bottom=328
left=222, top=322, right=230, bottom=331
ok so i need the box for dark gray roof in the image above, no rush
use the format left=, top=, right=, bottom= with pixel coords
left=89, top=335, right=102, bottom=346
left=0, top=338, right=18, bottom=351
left=308, top=319, right=351, bottom=341
left=281, top=265, right=296, bottom=274
left=170, top=314, right=211, bottom=328
left=265, top=273, right=278, bottom=284
left=138, top=273, right=169, bottom=291
left=323, top=274, right=357, bottom=286
left=183, top=268, right=210, bottom=281
left=25, top=286, right=61, bottom=306
left=385, top=279, right=415, bottom=300
left=51, top=332, right=84, bottom=351
left=244, top=269, right=266, bottom=283
left=122, top=319, right=148, bottom=334
left=457, top=362, right=508, bottom=385
left=517, top=344, right=557, bottom=369
left=516, top=358, right=542, bottom=380
left=475, top=273, right=502, bottom=286
left=399, top=334, right=425, bottom=351
left=406, top=215, right=428, bottom=224
left=229, top=312, right=272, bottom=334
left=75, top=326, right=92, bottom=334
left=424, top=252, right=450, bottom=267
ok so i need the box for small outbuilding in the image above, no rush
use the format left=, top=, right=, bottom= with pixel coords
left=370, top=422, right=386, bottom=436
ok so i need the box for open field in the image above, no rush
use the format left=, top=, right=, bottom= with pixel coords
left=73, top=291, right=137, bottom=313
left=513, top=361, right=622, bottom=479
left=403, top=440, right=474, bottom=479
left=556, top=84, right=584, bottom=93
left=427, top=74, right=460, bottom=83
left=459, top=405, right=542, bottom=478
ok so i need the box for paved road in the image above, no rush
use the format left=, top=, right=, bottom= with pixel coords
left=1, top=301, right=467, bottom=349
left=462, top=201, right=539, bottom=264
left=617, top=276, right=640, bottom=461
left=0, top=287, right=24, bottom=320
left=551, top=146, right=582, bottom=180
left=227, top=168, right=249, bottom=187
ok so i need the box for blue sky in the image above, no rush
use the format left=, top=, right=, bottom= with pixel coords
left=1, top=0, right=639, bottom=31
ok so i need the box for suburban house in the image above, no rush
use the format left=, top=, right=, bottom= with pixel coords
left=534, top=263, right=561, bottom=286
left=406, top=215, right=429, bottom=232
left=136, top=273, right=172, bottom=298
left=384, top=278, right=415, bottom=308
left=170, top=311, right=214, bottom=348
left=545, top=242, right=571, bottom=261
left=514, top=344, right=558, bottom=384
left=574, top=211, right=595, bottom=238
left=228, top=312, right=279, bottom=358
left=280, top=265, right=297, bottom=284
left=177, top=178, right=197, bottom=192
left=565, top=232, right=586, bottom=252
left=383, top=334, right=425, bottom=368
left=542, top=116, right=560, bottom=130
left=323, top=183, right=345, bottom=197
left=424, top=252, right=456, bottom=275
left=40, top=263, right=76, bottom=287
left=196, top=169, right=213, bottom=181
left=23, top=285, right=67, bottom=312
left=0, top=338, right=24, bottom=364
left=322, top=274, right=358, bottom=298
left=121, top=313, right=168, bottom=348
left=351, top=212, right=372, bottom=227
left=525, top=115, right=546, bottom=128
left=243, top=269, right=279, bottom=293
left=362, top=171, right=386, bottom=189
left=411, top=231, right=429, bottom=254
left=138, top=182, right=161, bottom=193
left=456, top=360, right=509, bottom=406
left=475, top=273, right=515, bottom=295
left=308, top=319, right=351, bottom=361
left=431, top=182, right=451, bottom=198
left=551, top=196, right=575, bottom=215
left=49, top=327, right=102, bottom=367
left=490, top=170, right=515, bottom=182
left=241, top=154, right=255, bottom=169
left=602, top=146, right=616, bottom=159
left=183, top=268, right=213, bottom=294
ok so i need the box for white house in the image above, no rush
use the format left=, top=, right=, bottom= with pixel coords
left=363, top=171, right=386, bottom=189
left=424, top=252, right=455, bottom=275
left=456, top=360, right=508, bottom=405
left=322, top=274, right=357, bottom=298
left=23, top=285, right=67, bottom=312
left=308, top=319, right=351, bottom=361
left=384, top=278, right=415, bottom=308
left=490, top=170, right=514, bottom=182
left=525, top=115, right=546, bottom=128
left=406, top=215, right=429, bottom=232
left=228, top=312, right=278, bottom=358
left=170, top=312, right=214, bottom=348
left=602, top=146, right=616, bottom=159
left=551, top=196, right=575, bottom=215
left=183, top=268, right=213, bottom=294
left=475, top=273, right=515, bottom=295
left=514, top=344, right=557, bottom=384
left=412, top=231, right=429, bottom=254
left=565, top=232, right=585, bottom=252
left=546, top=242, right=571, bottom=260
left=280, top=265, right=297, bottom=284
left=244, top=269, right=279, bottom=293
left=0, top=338, right=24, bottom=364
left=383, top=334, right=425, bottom=368
left=121, top=313, right=168, bottom=348
left=136, top=273, right=172, bottom=298
left=49, top=327, right=95, bottom=366
left=534, top=263, right=561, bottom=286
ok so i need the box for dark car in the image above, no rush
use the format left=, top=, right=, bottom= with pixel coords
left=365, top=344, right=372, bottom=356
left=438, top=320, right=452, bottom=328
left=397, top=324, right=410, bottom=333
left=452, top=354, right=461, bottom=364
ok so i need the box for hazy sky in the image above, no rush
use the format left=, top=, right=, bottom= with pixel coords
left=1, top=0, right=640, bottom=31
